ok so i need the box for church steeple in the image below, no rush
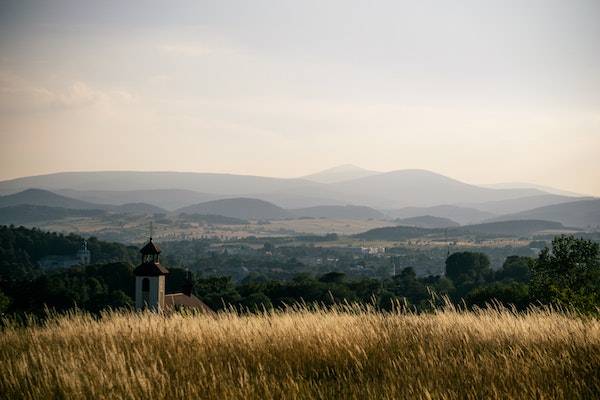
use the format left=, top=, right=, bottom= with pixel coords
left=140, top=237, right=161, bottom=263
left=134, top=235, right=169, bottom=311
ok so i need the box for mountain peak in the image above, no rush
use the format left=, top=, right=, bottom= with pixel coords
left=302, top=165, right=380, bottom=184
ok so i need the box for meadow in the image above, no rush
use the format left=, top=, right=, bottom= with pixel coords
left=1, top=305, right=599, bottom=400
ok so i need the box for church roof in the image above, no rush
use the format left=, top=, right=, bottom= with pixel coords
left=140, top=239, right=161, bottom=255
left=164, top=293, right=214, bottom=314
left=133, top=261, right=169, bottom=276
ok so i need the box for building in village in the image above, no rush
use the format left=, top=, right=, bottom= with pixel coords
left=38, top=240, right=92, bottom=269
left=134, top=236, right=212, bottom=313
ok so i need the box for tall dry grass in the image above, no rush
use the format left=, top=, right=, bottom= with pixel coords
left=1, top=305, right=599, bottom=399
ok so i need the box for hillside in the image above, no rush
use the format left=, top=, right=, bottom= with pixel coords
left=480, top=182, right=586, bottom=197
left=459, top=220, right=570, bottom=237
left=0, top=169, right=560, bottom=210
left=464, top=194, right=585, bottom=215
left=490, top=199, right=600, bottom=228
left=290, top=205, right=385, bottom=220
left=58, top=189, right=220, bottom=211
left=354, top=225, right=433, bottom=240
left=395, top=215, right=459, bottom=229
left=332, top=170, right=545, bottom=208
left=0, top=205, right=105, bottom=225
left=302, top=164, right=380, bottom=184
left=176, top=198, right=291, bottom=220
left=0, top=171, right=323, bottom=197
left=386, top=205, right=495, bottom=225
left=355, top=219, right=571, bottom=240
left=112, top=203, right=166, bottom=215
left=0, top=189, right=166, bottom=215
left=0, top=188, right=103, bottom=210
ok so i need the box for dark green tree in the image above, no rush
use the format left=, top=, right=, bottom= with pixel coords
left=530, top=236, right=600, bottom=313
left=496, top=256, right=532, bottom=283
left=445, top=252, right=491, bottom=297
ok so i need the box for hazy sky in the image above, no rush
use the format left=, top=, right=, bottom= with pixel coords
left=1, top=0, right=599, bottom=194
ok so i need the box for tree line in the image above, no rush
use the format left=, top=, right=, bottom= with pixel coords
left=0, top=225, right=598, bottom=315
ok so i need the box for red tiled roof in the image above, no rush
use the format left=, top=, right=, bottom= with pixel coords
left=164, top=293, right=214, bottom=314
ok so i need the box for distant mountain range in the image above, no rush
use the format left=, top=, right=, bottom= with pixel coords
left=355, top=219, right=575, bottom=241
left=0, top=168, right=596, bottom=227
left=0, top=168, right=583, bottom=211
left=176, top=198, right=291, bottom=220
left=301, top=164, right=380, bottom=184
left=290, top=205, right=385, bottom=220
left=386, top=205, right=495, bottom=225
left=0, top=189, right=167, bottom=215
left=57, top=189, right=221, bottom=210
left=0, top=205, right=106, bottom=225
left=395, top=215, right=460, bottom=229
left=488, top=199, right=600, bottom=228
left=479, top=182, right=586, bottom=197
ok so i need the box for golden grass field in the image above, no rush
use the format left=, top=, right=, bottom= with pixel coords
left=1, top=306, right=599, bottom=400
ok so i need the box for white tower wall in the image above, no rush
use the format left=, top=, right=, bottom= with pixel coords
left=135, top=275, right=166, bottom=311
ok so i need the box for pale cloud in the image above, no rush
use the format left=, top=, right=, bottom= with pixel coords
left=0, top=71, right=134, bottom=114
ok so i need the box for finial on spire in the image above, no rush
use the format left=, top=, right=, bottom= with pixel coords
left=149, top=221, right=154, bottom=241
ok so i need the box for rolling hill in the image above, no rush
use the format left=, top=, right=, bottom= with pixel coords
left=0, top=189, right=167, bottom=215
left=0, top=189, right=103, bottom=210
left=57, top=189, right=220, bottom=211
left=302, top=164, right=380, bottom=184
left=331, top=169, right=546, bottom=208
left=463, top=194, right=586, bottom=215
left=355, top=219, right=572, bottom=241
left=113, top=203, right=166, bottom=215
left=176, top=198, right=292, bottom=220
left=395, top=215, right=460, bottom=229
left=0, top=169, right=564, bottom=210
left=0, top=171, right=324, bottom=197
left=459, top=220, right=570, bottom=237
left=489, top=199, right=600, bottom=228
left=480, top=182, right=586, bottom=197
left=290, top=205, right=385, bottom=220
left=0, top=205, right=106, bottom=225
left=386, top=205, right=495, bottom=225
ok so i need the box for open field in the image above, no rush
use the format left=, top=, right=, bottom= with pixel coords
left=28, top=216, right=396, bottom=243
left=1, top=306, right=599, bottom=399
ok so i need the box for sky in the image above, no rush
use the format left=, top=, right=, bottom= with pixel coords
left=0, top=0, right=599, bottom=195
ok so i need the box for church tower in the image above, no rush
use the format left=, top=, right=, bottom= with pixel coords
left=134, top=237, right=169, bottom=311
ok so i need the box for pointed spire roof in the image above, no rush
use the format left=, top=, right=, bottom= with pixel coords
left=140, top=238, right=161, bottom=255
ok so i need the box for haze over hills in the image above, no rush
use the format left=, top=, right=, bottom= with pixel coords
left=176, top=198, right=291, bottom=220
left=386, top=205, right=496, bottom=225
left=0, top=168, right=594, bottom=218
left=356, top=219, right=574, bottom=241
left=0, top=205, right=106, bottom=225
left=0, top=189, right=167, bottom=215
left=329, top=169, right=548, bottom=208
left=395, top=215, right=460, bottom=229
left=489, top=199, right=600, bottom=228
left=462, top=194, right=586, bottom=215
left=301, top=164, right=380, bottom=184
left=0, top=171, right=323, bottom=197
left=290, top=205, right=385, bottom=220
left=58, top=189, right=221, bottom=211
left=0, top=189, right=102, bottom=210
left=480, top=182, right=586, bottom=197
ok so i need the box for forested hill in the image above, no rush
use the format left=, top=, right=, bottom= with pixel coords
left=0, top=225, right=137, bottom=280
left=354, top=219, right=573, bottom=240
